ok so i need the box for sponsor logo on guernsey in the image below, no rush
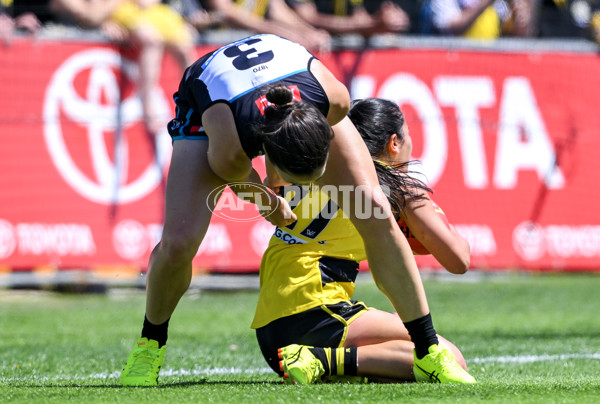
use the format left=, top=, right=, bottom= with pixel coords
left=274, top=228, right=307, bottom=245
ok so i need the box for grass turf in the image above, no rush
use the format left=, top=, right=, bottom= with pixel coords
left=1, top=272, right=599, bottom=403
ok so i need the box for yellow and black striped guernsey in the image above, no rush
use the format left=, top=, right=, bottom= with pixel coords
left=251, top=185, right=367, bottom=329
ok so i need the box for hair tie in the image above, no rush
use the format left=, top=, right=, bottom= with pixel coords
left=373, top=158, right=392, bottom=169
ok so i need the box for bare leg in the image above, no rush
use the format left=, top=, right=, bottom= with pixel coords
left=345, top=310, right=467, bottom=381
left=317, top=117, right=429, bottom=322
left=145, top=140, right=226, bottom=324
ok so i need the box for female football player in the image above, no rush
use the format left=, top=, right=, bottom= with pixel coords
left=253, top=98, right=475, bottom=384
left=121, top=34, right=467, bottom=386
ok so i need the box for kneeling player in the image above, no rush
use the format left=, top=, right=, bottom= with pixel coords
left=252, top=98, right=475, bottom=384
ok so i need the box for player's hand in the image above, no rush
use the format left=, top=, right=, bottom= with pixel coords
left=260, top=195, right=297, bottom=227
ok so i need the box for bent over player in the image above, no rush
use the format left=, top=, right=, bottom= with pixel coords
left=120, top=34, right=472, bottom=386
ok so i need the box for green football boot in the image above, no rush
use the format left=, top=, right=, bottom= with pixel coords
left=121, top=337, right=166, bottom=387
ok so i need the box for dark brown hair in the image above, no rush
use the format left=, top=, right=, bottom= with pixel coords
left=256, top=84, right=332, bottom=176
left=349, top=98, right=431, bottom=217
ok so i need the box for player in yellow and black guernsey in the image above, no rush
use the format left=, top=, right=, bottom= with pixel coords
left=253, top=184, right=366, bottom=329
left=253, top=98, right=476, bottom=384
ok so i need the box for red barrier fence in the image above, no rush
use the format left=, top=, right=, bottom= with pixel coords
left=1, top=38, right=599, bottom=273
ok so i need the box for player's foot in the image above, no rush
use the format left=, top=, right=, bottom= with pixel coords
left=121, top=337, right=166, bottom=386
left=413, top=344, right=476, bottom=384
left=278, top=344, right=325, bottom=385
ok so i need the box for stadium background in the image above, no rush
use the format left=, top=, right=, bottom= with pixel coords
left=1, top=31, right=599, bottom=288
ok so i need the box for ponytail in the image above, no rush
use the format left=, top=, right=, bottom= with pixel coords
left=255, top=83, right=332, bottom=176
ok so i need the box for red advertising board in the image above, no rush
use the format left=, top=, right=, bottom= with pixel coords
left=1, top=38, right=599, bottom=273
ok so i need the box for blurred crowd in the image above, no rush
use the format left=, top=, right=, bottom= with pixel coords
left=2, top=0, right=600, bottom=47
left=2, top=0, right=599, bottom=135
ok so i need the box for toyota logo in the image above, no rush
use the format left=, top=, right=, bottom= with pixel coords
left=43, top=48, right=171, bottom=205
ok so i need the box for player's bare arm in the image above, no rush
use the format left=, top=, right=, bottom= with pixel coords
left=309, top=59, right=351, bottom=125
left=202, top=103, right=253, bottom=183
left=401, top=195, right=470, bottom=274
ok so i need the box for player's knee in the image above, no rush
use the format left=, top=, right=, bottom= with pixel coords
left=453, top=257, right=470, bottom=275
left=455, top=351, right=467, bottom=370
left=158, top=232, right=200, bottom=263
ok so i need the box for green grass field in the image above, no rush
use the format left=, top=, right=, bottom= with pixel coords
left=2, top=272, right=599, bottom=403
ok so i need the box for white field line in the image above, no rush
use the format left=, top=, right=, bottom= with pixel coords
left=2, top=353, right=600, bottom=382
left=470, top=352, right=600, bottom=364
left=0, top=367, right=274, bottom=383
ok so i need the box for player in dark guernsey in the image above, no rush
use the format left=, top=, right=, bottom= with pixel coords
left=120, top=34, right=473, bottom=386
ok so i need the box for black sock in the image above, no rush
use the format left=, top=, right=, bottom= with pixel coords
left=308, top=347, right=331, bottom=375
left=339, top=347, right=359, bottom=376
left=141, top=315, right=170, bottom=347
left=403, top=313, right=439, bottom=359
left=308, top=347, right=358, bottom=376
